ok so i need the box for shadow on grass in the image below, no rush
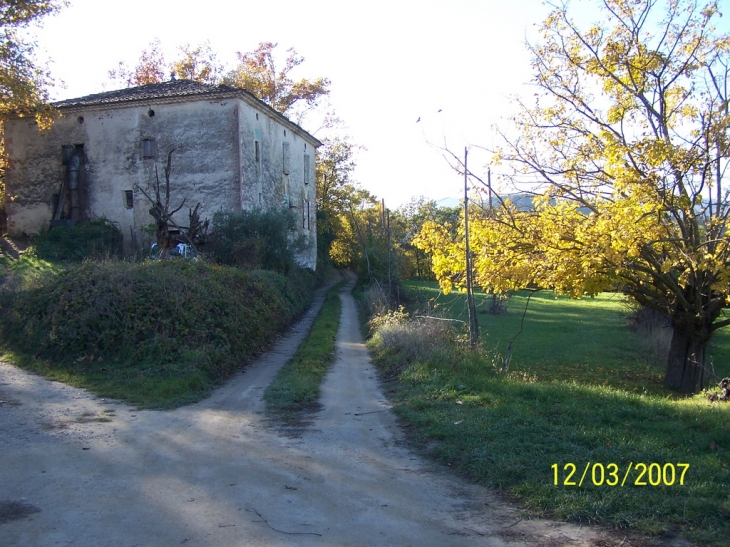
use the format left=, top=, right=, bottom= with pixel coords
left=373, top=280, right=730, bottom=545
left=378, top=353, right=730, bottom=545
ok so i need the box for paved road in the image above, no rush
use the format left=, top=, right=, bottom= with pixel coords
left=1, top=275, right=622, bottom=546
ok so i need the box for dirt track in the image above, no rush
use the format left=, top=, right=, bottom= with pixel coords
left=0, top=275, right=670, bottom=546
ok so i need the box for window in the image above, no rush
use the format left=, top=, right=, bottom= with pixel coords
left=303, top=154, right=310, bottom=185
left=142, top=138, right=156, bottom=159
left=254, top=140, right=260, bottom=163
left=61, top=145, right=75, bottom=166
left=282, top=142, right=290, bottom=175
left=124, top=190, right=134, bottom=209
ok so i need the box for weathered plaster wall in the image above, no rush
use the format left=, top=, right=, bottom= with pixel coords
left=5, top=94, right=318, bottom=268
left=5, top=115, right=88, bottom=234
left=237, top=99, right=317, bottom=268
left=5, top=100, right=240, bottom=251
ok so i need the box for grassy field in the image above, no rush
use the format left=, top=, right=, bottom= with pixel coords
left=367, top=281, right=730, bottom=546
left=265, top=281, right=344, bottom=421
left=406, top=281, right=730, bottom=392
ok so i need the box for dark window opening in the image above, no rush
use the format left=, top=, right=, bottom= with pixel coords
left=142, top=138, right=156, bottom=159
left=124, top=190, right=134, bottom=209
left=254, top=140, right=260, bottom=162
left=148, top=109, right=155, bottom=117
left=282, top=142, right=290, bottom=175
left=61, top=145, right=74, bottom=165
left=77, top=116, right=84, bottom=124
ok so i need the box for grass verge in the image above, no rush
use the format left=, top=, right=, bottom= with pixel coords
left=366, top=281, right=730, bottom=546
left=264, top=281, right=344, bottom=422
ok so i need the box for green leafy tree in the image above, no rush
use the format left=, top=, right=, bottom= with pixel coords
left=396, top=197, right=460, bottom=279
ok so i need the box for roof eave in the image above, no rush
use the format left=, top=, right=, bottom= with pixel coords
left=52, top=89, right=322, bottom=148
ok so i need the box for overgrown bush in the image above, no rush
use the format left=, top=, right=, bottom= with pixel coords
left=371, top=314, right=457, bottom=363
left=366, top=303, right=483, bottom=382
left=360, top=283, right=389, bottom=318
left=34, top=218, right=123, bottom=261
left=1, top=259, right=317, bottom=406
left=207, top=208, right=308, bottom=273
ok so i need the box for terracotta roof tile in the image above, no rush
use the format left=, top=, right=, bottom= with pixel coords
left=52, top=79, right=249, bottom=108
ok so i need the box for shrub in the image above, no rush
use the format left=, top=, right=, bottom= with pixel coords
left=361, top=283, right=389, bottom=318
left=207, top=208, right=308, bottom=273
left=367, top=304, right=474, bottom=379
left=34, top=218, right=123, bottom=261
left=1, top=259, right=316, bottom=388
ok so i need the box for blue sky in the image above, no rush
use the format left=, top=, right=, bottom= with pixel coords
left=27, top=0, right=680, bottom=209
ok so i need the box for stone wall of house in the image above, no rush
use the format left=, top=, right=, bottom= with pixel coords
left=5, top=100, right=239, bottom=250
left=237, top=100, right=317, bottom=268
left=5, top=94, right=318, bottom=268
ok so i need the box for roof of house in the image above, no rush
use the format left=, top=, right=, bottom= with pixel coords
left=52, top=79, right=321, bottom=147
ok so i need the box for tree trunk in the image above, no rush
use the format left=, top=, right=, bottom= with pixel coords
left=663, top=325, right=707, bottom=394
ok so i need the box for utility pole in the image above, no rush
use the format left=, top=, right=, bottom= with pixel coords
left=463, top=147, right=479, bottom=347
left=487, top=167, right=493, bottom=214
left=487, top=166, right=498, bottom=313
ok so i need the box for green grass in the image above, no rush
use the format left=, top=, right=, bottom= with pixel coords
left=265, top=281, right=344, bottom=419
left=0, top=251, right=64, bottom=292
left=405, top=280, right=730, bottom=391
left=367, top=281, right=730, bottom=546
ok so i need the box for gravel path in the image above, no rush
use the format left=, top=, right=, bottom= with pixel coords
left=0, top=274, right=654, bottom=546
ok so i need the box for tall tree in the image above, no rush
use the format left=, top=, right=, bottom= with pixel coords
left=171, top=42, right=223, bottom=84
left=315, top=135, right=370, bottom=267
left=396, top=197, right=459, bottom=279
left=109, top=40, right=329, bottom=123
left=0, top=0, right=63, bottom=126
left=416, top=0, right=730, bottom=394
left=108, top=39, right=222, bottom=87
left=223, top=42, right=330, bottom=121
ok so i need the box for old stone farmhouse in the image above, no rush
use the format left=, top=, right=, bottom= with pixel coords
left=3, top=79, right=321, bottom=268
